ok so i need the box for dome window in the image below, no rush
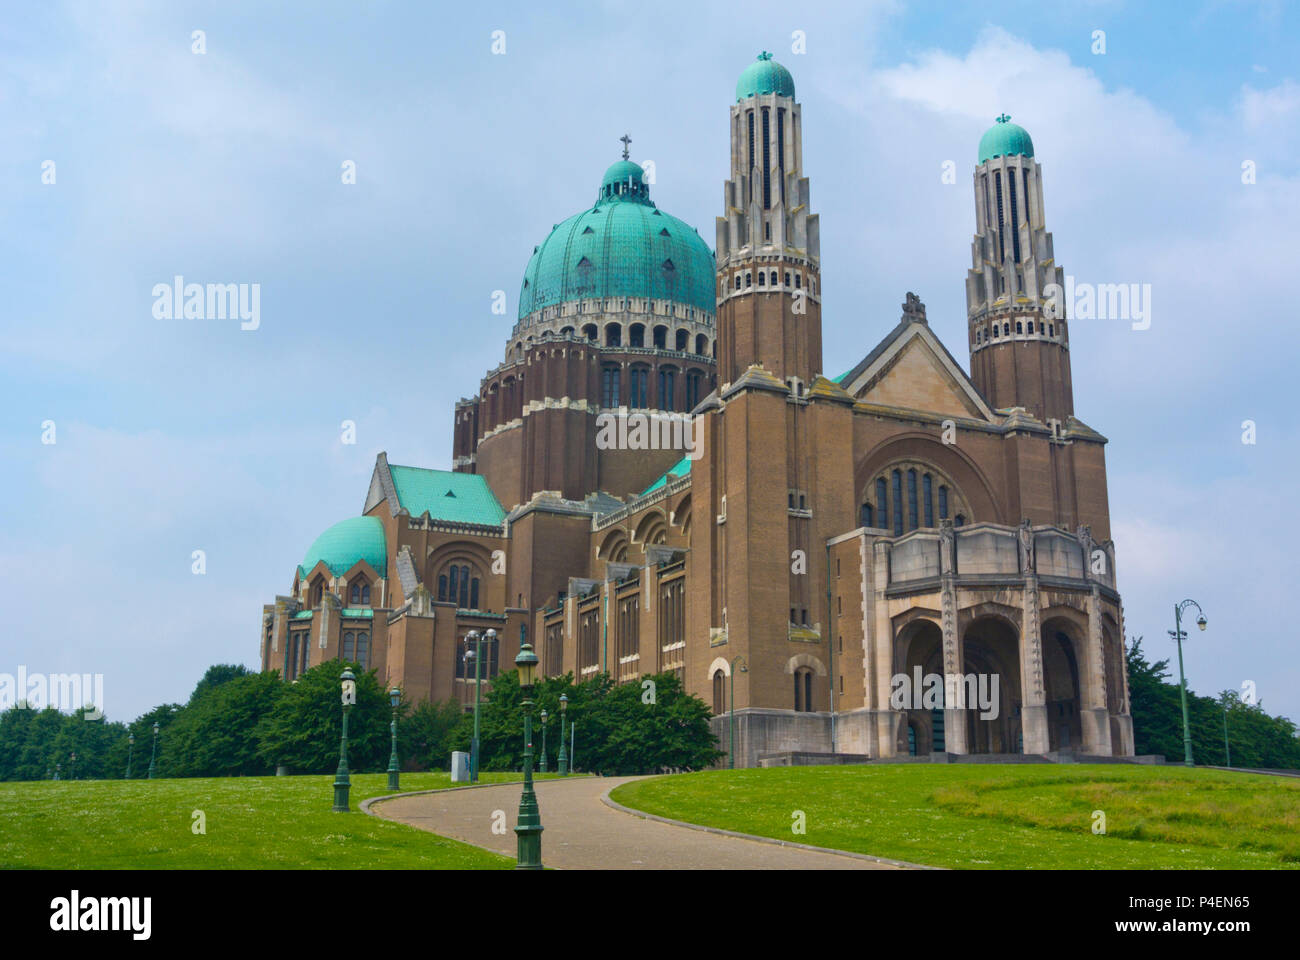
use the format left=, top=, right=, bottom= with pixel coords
left=659, top=228, right=671, bottom=237
left=662, top=259, right=675, bottom=272
left=582, top=226, right=594, bottom=234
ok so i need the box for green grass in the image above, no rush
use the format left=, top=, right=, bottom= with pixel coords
left=610, top=764, right=1300, bottom=869
left=0, top=773, right=538, bottom=869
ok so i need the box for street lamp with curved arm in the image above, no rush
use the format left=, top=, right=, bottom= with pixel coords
left=1169, top=599, right=1207, bottom=767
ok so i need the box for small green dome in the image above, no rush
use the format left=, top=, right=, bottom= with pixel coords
left=979, top=114, right=1034, bottom=164
left=601, top=160, right=646, bottom=192
left=300, top=516, right=386, bottom=577
left=736, top=51, right=794, bottom=102
left=517, top=160, right=715, bottom=320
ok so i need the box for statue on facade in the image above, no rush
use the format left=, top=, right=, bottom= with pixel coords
left=1019, top=518, right=1035, bottom=573
left=939, top=519, right=955, bottom=576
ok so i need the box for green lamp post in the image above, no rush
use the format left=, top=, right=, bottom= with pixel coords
left=1169, top=600, right=1207, bottom=767
left=387, top=686, right=402, bottom=791
left=54, top=762, right=61, bottom=781
left=333, top=668, right=356, bottom=812
left=464, top=628, right=496, bottom=784
left=513, top=640, right=544, bottom=869
left=539, top=708, right=549, bottom=773
left=557, top=694, right=569, bottom=775
left=729, top=655, right=749, bottom=769
left=70, top=751, right=77, bottom=781
left=126, top=733, right=135, bottom=779
left=148, top=721, right=160, bottom=779
left=1221, top=692, right=1232, bottom=768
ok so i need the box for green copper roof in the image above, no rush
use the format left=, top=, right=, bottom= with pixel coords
left=639, top=455, right=692, bottom=497
left=736, top=51, right=794, bottom=101
left=832, top=369, right=852, bottom=384
left=292, top=611, right=314, bottom=620
left=300, top=516, right=387, bottom=577
left=979, top=114, right=1034, bottom=164
left=389, top=465, right=506, bottom=527
left=340, top=608, right=374, bottom=619
left=517, top=161, right=715, bottom=319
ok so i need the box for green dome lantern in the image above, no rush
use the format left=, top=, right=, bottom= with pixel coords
left=516, top=157, right=715, bottom=320
left=979, top=113, right=1034, bottom=164
left=300, top=516, right=387, bottom=577
left=736, top=51, right=795, bottom=102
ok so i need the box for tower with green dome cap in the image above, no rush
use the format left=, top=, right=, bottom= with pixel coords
left=966, top=113, right=1075, bottom=424
left=715, top=51, right=822, bottom=385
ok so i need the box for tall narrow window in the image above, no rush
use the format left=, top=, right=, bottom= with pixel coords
left=299, top=633, right=309, bottom=676
left=804, top=671, right=813, bottom=712
left=470, top=577, right=479, bottom=610
left=876, top=478, right=888, bottom=528
left=923, top=473, right=934, bottom=527
left=602, top=366, right=621, bottom=408
left=860, top=503, right=873, bottom=527
left=713, top=670, right=725, bottom=714
left=777, top=108, right=786, bottom=203
left=438, top=575, right=448, bottom=602
left=994, top=172, right=1005, bottom=264
left=761, top=107, right=771, bottom=209
left=343, top=631, right=355, bottom=661
left=747, top=111, right=755, bottom=205
left=938, top=485, right=949, bottom=521
left=458, top=565, right=470, bottom=607
left=1008, top=173, right=1021, bottom=263
left=1023, top=168, right=1032, bottom=227
left=447, top=567, right=459, bottom=606
left=355, top=631, right=369, bottom=668
left=658, top=368, right=676, bottom=411
left=907, top=469, right=919, bottom=531
left=892, top=470, right=903, bottom=536
left=629, top=368, right=648, bottom=408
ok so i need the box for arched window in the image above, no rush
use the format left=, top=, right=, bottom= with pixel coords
left=342, top=631, right=355, bottom=661
left=583, top=323, right=598, bottom=342
left=923, top=473, right=934, bottom=527
left=770, top=271, right=778, bottom=286
left=675, top=329, right=689, bottom=351
left=793, top=668, right=814, bottom=712
left=991, top=325, right=998, bottom=339
left=601, top=365, right=621, bottom=408
left=784, top=271, right=791, bottom=286
left=907, top=469, right=919, bottom=530
left=658, top=367, right=676, bottom=411
left=1003, top=322, right=1010, bottom=336
left=876, top=478, right=888, bottom=528
left=653, top=325, right=668, bottom=349
left=713, top=669, right=726, bottom=714
left=794, top=274, right=801, bottom=289
left=891, top=470, right=904, bottom=536
left=757, top=272, right=765, bottom=286
left=1049, top=323, right=1055, bottom=337
left=469, top=577, right=480, bottom=610
left=310, top=577, right=324, bottom=607
left=1016, top=321, right=1023, bottom=334
left=685, top=370, right=702, bottom=410
left=629, top=324, right=645, bottom=348
left=629, top=367, right=649, bottom=408
left=745, top=272, right=752, bottom=287
left=355, top=631, right=370, bottom=668
left=349, top=579, right=370, bottom=605
left=860, top=502, right=873, bottom=527
left=605, top=323, right=622, bottom=347
left=955, top=514, right=966, bottom=527
left=437, top=574, right=448, bottom=601
left=695, top=333, right=708, bottom=356
left=938, top=485, right=949, bottom=521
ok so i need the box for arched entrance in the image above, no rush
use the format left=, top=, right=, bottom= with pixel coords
left=960, top=615, right=1022, bottom=753
left=1040, top=616, right=1084, bottom=751
left=896, top=618, right=944, bottom=754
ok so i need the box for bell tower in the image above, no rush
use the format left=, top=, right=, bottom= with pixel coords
left=965, top=115, right=1074, bottom=425
left=715, top=52, right=822, bottom=386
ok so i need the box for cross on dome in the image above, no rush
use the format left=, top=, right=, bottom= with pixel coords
left=619, top=133, right=632, bottom=160
left=996, top=113, right=1011, bottom=123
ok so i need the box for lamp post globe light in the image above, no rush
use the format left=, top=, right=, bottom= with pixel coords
left=540, top=708, right=549, bottom=774
left=465, top=628, right=495, bottom=784
left=333, top=668, right=357, bottom=812
left=1169, top=600, right=1207, bottom=767
left=126, top=733, right=135, bottom=779
left=728, top=655, right=749, bottom=770
left=54, top=762, right=61, bottom=781
left=148, top=721, right=160, bottom=780
left=387, top=686, right=402, bottom=791
left=513, top=640, right=543, bottom=869
left=557, top=694, right=569, bottom=776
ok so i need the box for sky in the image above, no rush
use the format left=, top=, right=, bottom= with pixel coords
left=2, top=0, right=1297, bottom=726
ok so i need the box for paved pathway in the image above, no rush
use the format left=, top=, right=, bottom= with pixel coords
left=370, top=776, right=909, bottom=869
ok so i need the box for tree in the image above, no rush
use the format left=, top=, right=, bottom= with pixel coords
left=399, top=699, right=467, bottom=771
left=162, top=672, right=283, bottom=777
left=189, top=663, right=252, bottom=704
left=254, top=659, right=391, bottom=773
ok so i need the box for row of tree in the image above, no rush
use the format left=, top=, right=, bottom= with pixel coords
left=1126, top=638, right=1300, bottom=769
left=0, top=661, right=723, bottom=780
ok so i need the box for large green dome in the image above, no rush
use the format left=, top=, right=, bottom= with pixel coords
left=736, top=51, right=794, bottom=101
left=517, top=160, right=715, bottom=320
left=979, top=114, right=1034, bottom=164
left=300, top=516, right=386, bottom=577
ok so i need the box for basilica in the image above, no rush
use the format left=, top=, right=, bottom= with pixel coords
left=260, top=52, right=1134, bottom=764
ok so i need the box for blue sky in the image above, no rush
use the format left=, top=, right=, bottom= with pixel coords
left=2, top=0, right=1297, bottom=726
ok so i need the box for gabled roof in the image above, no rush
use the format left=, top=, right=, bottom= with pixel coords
left=388, top=464, right=507, bottom=527
left=837, top=313, right=997, bottom=423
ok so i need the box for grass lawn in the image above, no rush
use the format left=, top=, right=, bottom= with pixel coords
left=610, top=764, right=1300, bottom=869
left=0, top=772, right=542, bottom=869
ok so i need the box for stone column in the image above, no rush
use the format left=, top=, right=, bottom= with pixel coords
left=873, top=540, right=898, bottom=755
left=1018, top=540, right=1050, bottom=754
left=939, top=522, right=968, bottom=754
left=1081, top=585, right=1114, bottom=756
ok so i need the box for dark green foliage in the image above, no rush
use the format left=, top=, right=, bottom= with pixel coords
left=189, top=663, right=252, bottom=704
left=1127, top=637, right=1300, bottom=768
left=161, top=672, right=283, bottom=777
left=253, top=659, right=393, bottom=774
left=452, top=670, right=722, bottom=775
left=399, top=699, right=466, bottom=771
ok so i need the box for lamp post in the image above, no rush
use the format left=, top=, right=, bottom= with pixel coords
left=126, top=733, right=135, bottom=780
left=557, top=694, right=569, bottom=775
left=729, top=655, right=749, bottom=769
left=464, top=628, right=496, bottom=784
left=513, top=640, right=543, bottom=869
left=70, top=752, right=77, bottom=781
left=148, top=722, right=160, bottom=780
left=1169, top=600, right=1207, bottom=767
left=54, top=762, right=61, bottom=781
left=333, top=668, right=356, bottom=812
left=540, top=708, right=549, bottom=773
left=387, top=686, right=402, bottom=791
